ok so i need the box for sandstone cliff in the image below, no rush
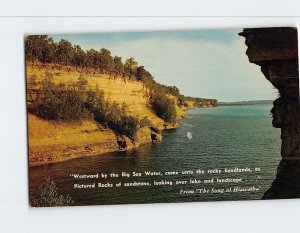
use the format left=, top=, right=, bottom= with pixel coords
left=27, top=64, right=191, bottom=166
left=239, top=27, right=300, bottom=199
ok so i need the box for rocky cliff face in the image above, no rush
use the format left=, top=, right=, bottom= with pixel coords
left=26, top=65, right=182, bottom=166
left=239, top=27, right=300, bottom=199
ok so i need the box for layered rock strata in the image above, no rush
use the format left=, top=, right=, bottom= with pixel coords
left=239, top=27, right=300, bottom=199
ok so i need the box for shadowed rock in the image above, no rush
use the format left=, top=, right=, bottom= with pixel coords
left=239, top=27, right=300, bottom=199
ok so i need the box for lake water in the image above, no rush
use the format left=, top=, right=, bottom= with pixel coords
left=29, top=105, right=281, bottom=205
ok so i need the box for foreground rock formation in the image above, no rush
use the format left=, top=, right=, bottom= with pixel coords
left=239, top=27, right=300, bottom=199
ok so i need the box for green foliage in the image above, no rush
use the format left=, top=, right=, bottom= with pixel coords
left=124, top=57, right=138, bottom=78
left=35, top=76, right=85, bottom=121
left=105, top=102, right=138, bottom=140
left=85, top=87, right=106, bottom=122
left=151, top=91, right=177, bottom=123
left=136, top=66, right=155, bottom=89
left=164, top=85, right=180, bottom=97
left=73, top=45, right=86, bottom=67
left=36, top=92, right=84, bottom=121
left=109, top=115, right=138, bottom=140
left=25, top=35, right=218, bottom=109
left=26, top=35, right=218, bottom=138
left=34, top=79, right=138, bottom=139
left=56, top=39, right=74, bottom=65
left=86, top=49, right=98, bottom=69
left=99, top=48, right=114, bottom=72
left=177, top=94, right=218, bottom=108
left=31, top=177, right=74, bottom=207
left=25, top=35, right=56, bottom=63
left=77, top=75, right=88, bottom=91
left=113, top=56, right=124, bottom=75
left=139, top=117, right=160, bottom=134
left=183, top=102, right=189, bottom=107
left=25, top=35, right=218, bottom=105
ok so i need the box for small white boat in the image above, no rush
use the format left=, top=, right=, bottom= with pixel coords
left=186, top=132, right=192, bottom=139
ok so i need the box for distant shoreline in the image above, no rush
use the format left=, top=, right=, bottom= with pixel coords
left=218, top=100, right=273, bottom=106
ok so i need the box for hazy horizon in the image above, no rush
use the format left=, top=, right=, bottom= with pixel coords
left=51, top=28, right=278, bottom=102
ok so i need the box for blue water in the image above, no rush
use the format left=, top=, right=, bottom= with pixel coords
left=29, top=105, right=281, bottom=205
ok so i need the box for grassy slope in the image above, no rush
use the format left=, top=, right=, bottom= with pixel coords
left=27, top=64, right=188, bottom=166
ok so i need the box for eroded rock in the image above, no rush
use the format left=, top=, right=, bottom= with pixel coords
left=239, top=27, right=300, bottom=199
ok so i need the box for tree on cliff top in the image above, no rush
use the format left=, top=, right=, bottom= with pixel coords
left=113, top=56, right=124, bottom=76
left=98, top=48, right=114, bottom=73
left=124, top=57, right=138, bottom=78
left=73, top=45, right=86, bottom=68
left=56, top=39, right=74, bottom=66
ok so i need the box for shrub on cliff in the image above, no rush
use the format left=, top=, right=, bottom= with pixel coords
left=119, top=115, right=139, bottom=139
left=35, top=76, right=85, bottom=121
left=36, top=91, right=85, bottom=121
left=31, top=177, right=74, bottom=207
left=85, top=92, right=139, bottom=139
left=34, top=79, right=139, bottom=139
left=33, top=72, right=152, bottom=140
left=77, top=74, right=88, bottom=91
left=105, top=102, right=138, bottom=140
left=151, top=92, right=177, bottom=123
left=85, top=87, right=106, bottom=122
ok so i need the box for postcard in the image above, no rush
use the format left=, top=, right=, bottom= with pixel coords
left=26, top=27, right=299, bottom=207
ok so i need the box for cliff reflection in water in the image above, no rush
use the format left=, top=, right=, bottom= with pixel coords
left=239, top=27, right=300, bottom=199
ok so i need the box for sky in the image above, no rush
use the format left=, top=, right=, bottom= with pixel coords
left=51, top=29, right=277, bottom=102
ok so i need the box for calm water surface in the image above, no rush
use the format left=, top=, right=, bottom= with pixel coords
left=29, top=105, right=281, bottom=205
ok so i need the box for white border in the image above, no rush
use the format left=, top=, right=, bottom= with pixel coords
left=0, top=0, right=300, bottom=16
left=0, top=13, right=300, bottom=233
